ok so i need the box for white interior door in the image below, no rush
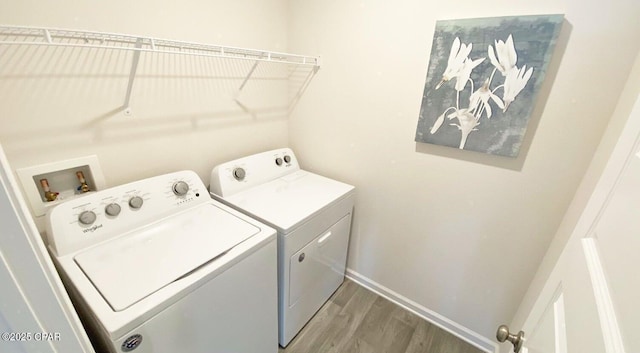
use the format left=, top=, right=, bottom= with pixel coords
left=0, top=144, right=93, bottom=353
left=500, top=95, right=640, bottom=353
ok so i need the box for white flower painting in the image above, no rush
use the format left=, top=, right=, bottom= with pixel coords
left=415, top=15, right=564, bottom=157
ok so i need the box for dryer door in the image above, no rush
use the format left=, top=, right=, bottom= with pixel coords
left=288, top=214, right=351, bottom=308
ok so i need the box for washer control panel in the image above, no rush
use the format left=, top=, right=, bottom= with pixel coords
left=210, top=148, right=300, bottom=197
left=46, top=170, right=208, bottom=256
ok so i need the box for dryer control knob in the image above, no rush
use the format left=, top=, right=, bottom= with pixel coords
left=78, top=210, right=97, bottom=225
left=284, top=155, right=292, bottom=164
left=129, top=196, right=144, bottom=209
left=233, top=167, right=246, bottom=181
left=172, top=181, right=189, bottom=196
left=275, top=157, right=283, bottom=166
left=105, top=203, right=121, bottom=217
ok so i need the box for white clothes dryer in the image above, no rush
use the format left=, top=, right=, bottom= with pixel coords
left=209, top=148, right=355, bottom=347
left=46, top=170, right=278, bottom=353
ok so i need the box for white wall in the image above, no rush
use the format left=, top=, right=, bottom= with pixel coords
left=287, top=0, right=640, bottom=342
left=0, top=0, right=295, bottom=230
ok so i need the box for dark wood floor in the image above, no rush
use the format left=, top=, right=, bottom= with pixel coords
left=280, top=279, right=485, bottom=353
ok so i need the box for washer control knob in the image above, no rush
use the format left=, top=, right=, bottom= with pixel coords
left=172, top=181, right=189, bottom=196
left=105, top=203, right=121, bottom=217
left=129, top=196, right=144, bottom=209
left=284, top=155, right=292, bottom=164
left=78, top=210, right=97, bottom=225
left=233, top=167, right=246, bottom=181
left=275, top=157, right=283, bottom=166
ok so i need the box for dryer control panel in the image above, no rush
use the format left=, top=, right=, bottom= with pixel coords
left=46, top=170, right=208, bottom=256
left=210, top=148, right=301, bottom=197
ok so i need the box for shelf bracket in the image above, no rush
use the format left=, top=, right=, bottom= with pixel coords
left=238, top=58, right=261, bottom=93
left=42, top=29, right=52, bottom=43
left=233, top=56, right=263, bottom=104
left=123, top=38, right=143, bottom=116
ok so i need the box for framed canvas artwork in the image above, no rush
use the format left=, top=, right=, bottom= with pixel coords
left=415, top=15, right=564, bottom=157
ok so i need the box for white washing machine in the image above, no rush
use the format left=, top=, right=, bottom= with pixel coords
left=209, top=148, right=355, bottom=347
left=46, top=170, right=278, bottom=353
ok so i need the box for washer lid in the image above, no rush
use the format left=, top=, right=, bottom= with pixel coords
left=74, top=203, right=260, bottom=312
left=225, top=170, right=354, bottom=232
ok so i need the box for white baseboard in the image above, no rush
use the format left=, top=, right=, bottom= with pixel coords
left=345, top=269, right=498, bottom=353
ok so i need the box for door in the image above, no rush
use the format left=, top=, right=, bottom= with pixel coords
left=0, top=144, right=93, bottom=353
left=497, top=95, right=640, bottom=353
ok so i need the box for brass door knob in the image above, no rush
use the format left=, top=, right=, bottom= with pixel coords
left=496, top=324, right=524, bottom=353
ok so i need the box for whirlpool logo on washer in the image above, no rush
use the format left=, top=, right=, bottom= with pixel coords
left=82, top=224, right=103, bottom=234
left=121, top=334, right=143, bottom=351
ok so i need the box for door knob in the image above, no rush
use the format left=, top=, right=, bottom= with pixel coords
left=496, top=324, right=524, bottom=353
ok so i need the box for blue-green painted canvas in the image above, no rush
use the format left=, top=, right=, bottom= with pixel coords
left=415, top=15, right=563, bottom=157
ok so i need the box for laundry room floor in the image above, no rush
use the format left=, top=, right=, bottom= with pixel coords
left=279, top=279, right=485, bottom=353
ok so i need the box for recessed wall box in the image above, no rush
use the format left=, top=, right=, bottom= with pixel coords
left=16, top=155, right=106, bottom=217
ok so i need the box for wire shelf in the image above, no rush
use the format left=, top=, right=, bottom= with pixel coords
left=0, top=25, right=320, bottom=66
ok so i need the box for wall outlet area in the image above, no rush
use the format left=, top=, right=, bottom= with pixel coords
left=16, top=155, right=106, bottom=218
